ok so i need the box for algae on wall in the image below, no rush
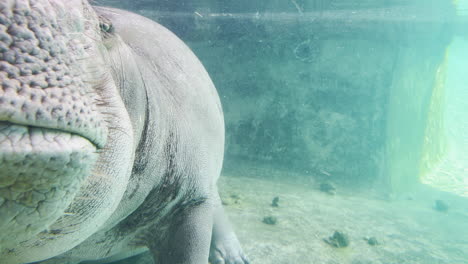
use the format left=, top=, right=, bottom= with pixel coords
left=188, top=12, right=398, bottom=186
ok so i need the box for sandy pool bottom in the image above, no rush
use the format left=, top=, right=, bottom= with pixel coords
left=219, top=173, right=468, bottom=264
left=111, top=169, right=468, bottom=264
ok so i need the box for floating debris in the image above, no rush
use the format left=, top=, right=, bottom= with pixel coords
left=221, top=193, right=242, bottom=206
left=319, top=182, right=336, bottom=195
left=324, top=231, right=349, bottom=248
left=434, top=200, right=449, bottom=212
left=271, top=196, right=280, bottom=207
left=262, top=216, right=278, bottom=225
left=364, top=236, right=379, bottom=246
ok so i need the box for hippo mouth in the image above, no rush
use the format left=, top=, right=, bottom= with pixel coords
left=0, top=121, right=98, bottom=247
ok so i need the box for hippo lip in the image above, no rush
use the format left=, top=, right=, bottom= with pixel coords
left=0, top=120, right=103, bottom=149
left=0, top=120, right=98, bottom=156
left=0, top=120, right=83, bottom=137
left=0, top=121, right=98, bottom=247
left=0, top=120, right=98, bottom=199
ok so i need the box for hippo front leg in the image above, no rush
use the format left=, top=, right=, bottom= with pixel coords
left=209, top=191, right=250, bottom=264
left=149, top=202, right=214, bottom=264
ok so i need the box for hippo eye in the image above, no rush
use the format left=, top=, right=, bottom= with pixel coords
left=99, top=22, right=114, bottom=34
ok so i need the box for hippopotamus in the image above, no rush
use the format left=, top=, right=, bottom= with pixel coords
left=0, top=1, right=248, bottom=263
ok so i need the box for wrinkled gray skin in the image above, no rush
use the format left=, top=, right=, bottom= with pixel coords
left=0, top=1, right=248, bottom=264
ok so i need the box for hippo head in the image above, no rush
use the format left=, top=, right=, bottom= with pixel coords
left=0, top=0, right=135, bottom=259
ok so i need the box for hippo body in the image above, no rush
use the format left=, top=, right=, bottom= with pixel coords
left=0, top=1, right=247, bottom=264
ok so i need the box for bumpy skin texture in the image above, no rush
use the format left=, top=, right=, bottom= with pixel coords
left=0, top=1, right=248, bottom=264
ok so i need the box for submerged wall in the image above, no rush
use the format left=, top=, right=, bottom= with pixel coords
left=384, top=45, right=448, bottom=192
left=98, top=0, right=456, bottom=190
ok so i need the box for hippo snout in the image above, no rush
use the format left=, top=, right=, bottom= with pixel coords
left=0, top=0, right=109, bottom=248
left=0, top=0, right=108, bottom=148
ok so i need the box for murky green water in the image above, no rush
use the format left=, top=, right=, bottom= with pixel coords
left=94, top=0, right=468, bottom=263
